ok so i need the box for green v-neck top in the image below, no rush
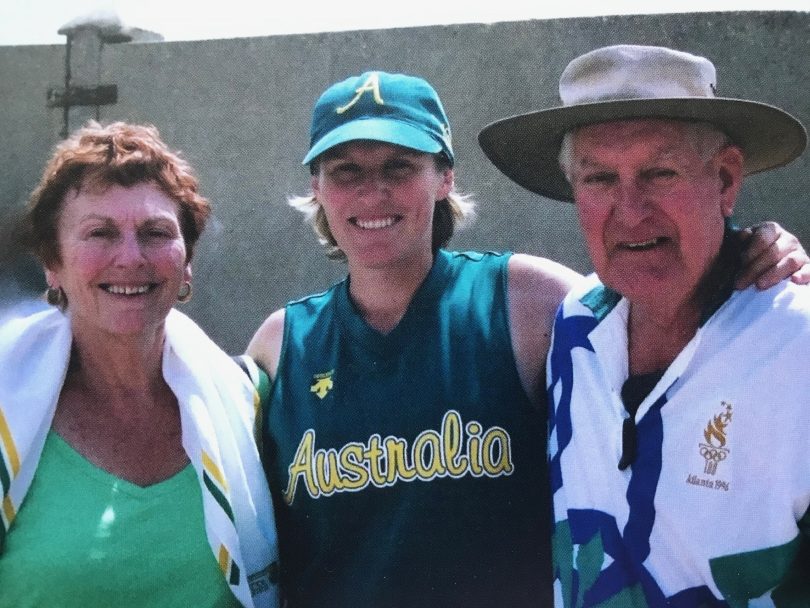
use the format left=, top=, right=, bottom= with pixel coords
left=0, top=432, right=240, bottom=608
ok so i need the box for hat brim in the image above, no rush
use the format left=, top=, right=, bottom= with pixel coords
left=303, top=117, right=443, bottom=165
left=478, top=98, right=807, bottom=202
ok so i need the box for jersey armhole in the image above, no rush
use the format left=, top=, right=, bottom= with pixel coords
left=231, top=354, right=273, bottom=451
left=232, top=354, right=272, bottom=403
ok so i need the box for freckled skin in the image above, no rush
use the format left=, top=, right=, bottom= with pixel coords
left=46, top=182, right=191, bottom=340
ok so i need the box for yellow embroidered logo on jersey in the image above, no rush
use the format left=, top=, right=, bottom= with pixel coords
left=310, top=370, right=334, bottom=399
left=336, top=72, right=384, bottom=114
left=283, top=409, right=514, bottom=504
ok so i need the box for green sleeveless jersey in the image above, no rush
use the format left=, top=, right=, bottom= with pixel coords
left=263, top=250, right=551, bottom=607
left=0, top=432, right=240, bottom=608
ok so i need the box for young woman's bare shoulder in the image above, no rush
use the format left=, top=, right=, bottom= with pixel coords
left=508, top=253, right=582, bottom=313
left=246, top=308, right=286, bottom=380
left=506, top=254, right=584, bottom=405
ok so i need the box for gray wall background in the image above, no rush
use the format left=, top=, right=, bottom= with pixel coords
left=1, top=11, right=808, bottom=353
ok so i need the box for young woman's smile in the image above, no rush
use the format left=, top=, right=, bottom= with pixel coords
left=312, top=141, right=453, bottom=271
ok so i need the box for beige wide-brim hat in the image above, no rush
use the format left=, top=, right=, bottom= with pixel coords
left=478, top=45, right=807, bottom=202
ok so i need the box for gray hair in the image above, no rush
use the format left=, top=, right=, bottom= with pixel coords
left=558, top=121, right=733, bottom=183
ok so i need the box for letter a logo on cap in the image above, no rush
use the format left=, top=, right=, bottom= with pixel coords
left=336, top=72, right=384, bottom=114
left=303, top=70, right=455, bottom=166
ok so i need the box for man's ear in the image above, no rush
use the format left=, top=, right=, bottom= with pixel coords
left=716, top=145, right=744, bottom=217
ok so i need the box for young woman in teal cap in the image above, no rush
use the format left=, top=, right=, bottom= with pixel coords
left=247, top=71, right=808, bottom=607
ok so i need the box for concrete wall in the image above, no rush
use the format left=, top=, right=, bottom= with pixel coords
left=1, top=11, right=808, bottom=352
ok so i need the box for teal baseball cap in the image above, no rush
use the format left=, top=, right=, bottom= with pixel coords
left=302, top=71, right=454, bottom=166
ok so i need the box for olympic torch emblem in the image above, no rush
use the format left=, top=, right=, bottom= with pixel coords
left=699, top=401, right=732, bottom=475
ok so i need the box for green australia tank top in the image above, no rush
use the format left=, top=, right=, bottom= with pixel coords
left=0, top=432, right=240, bottom=608
left=264, top=250, right=551, bottom=607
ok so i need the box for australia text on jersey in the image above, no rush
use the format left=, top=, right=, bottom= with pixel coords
left=283, top=409, right=514, bottom=503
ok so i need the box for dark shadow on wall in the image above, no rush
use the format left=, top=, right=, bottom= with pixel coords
left=0, top=207, right=45, bottom=304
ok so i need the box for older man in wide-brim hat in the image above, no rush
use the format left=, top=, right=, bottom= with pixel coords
left=480, top=45, right=810, bottom=606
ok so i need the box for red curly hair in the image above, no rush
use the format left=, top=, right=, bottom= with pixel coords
left=26, top=121, right=210, bottom=266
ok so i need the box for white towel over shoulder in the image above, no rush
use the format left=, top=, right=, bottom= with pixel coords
left=0, top=306, right=279, bottom=608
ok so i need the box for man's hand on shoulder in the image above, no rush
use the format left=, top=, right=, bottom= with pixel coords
left=736, top=221, right=810, bottom=290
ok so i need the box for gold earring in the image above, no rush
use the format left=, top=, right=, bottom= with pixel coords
left=177, top=281, right=193, bottom=303
left=45, top=286, right=66, bottom=308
